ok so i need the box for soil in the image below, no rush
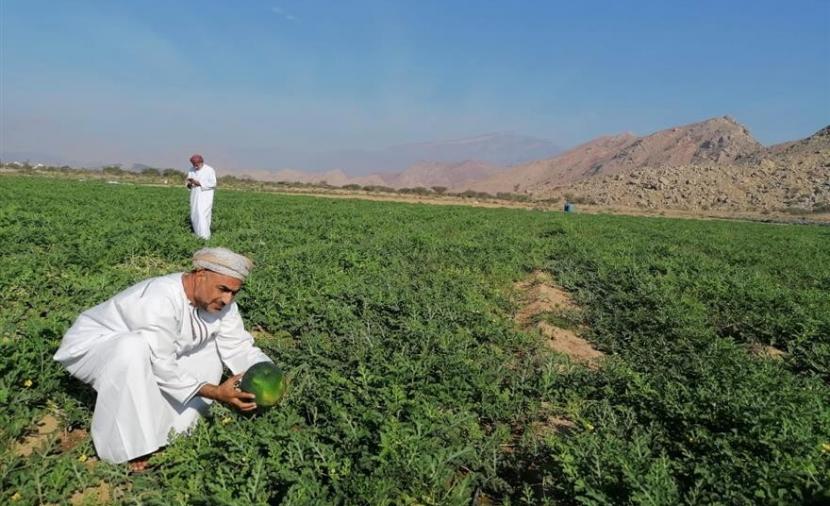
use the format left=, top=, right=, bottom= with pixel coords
left=513, top=271, right=604, bottom=367
left=513, top=271, right=578, bottom=325
left=537, top=322, right=604, bottom=368
left=59, top=427, right=89, bottom=453
left=14, top=414, right=115, bottom=504
left=13, top=414, right=60, bottom=457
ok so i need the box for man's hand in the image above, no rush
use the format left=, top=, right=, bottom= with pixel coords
left=199, top=374, right=257, bottom=412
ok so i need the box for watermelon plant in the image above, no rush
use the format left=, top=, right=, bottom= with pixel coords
left=1, top=174, right=828, bottom=505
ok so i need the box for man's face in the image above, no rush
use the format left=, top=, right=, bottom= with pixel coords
left=192, top=270, right=243, bottom=313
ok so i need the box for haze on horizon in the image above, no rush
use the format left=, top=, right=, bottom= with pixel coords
left=1, top=0, right=828, bottom=173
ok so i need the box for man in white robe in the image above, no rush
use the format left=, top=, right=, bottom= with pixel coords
left=186, top=154, right=217, bottom=239
left=54, top=247, right=271, bottom=469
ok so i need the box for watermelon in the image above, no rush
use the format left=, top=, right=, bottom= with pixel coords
left=240, top=362, right=287, bottom=407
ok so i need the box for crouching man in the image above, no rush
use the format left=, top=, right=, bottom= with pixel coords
left=54, top=247, right=272, bottom=471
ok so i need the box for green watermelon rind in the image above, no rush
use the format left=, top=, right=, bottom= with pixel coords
left=240, top=361, right=287, bottom=407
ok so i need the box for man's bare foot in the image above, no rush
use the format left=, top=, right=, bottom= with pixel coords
left=128, top=455, right=152, bottom=473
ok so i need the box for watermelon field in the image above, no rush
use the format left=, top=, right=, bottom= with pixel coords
left=1, top=175, right=829, bottom=505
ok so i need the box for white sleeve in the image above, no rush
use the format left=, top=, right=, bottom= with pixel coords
left=118, top=292, right=206, bottom=405
left=216, top=304, right=273, bottom=374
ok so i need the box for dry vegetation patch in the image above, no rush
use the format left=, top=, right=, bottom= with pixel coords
left=114, top=254, right=178, bottom=278
left=70, top=482, right=112, bottom=506
left=514, top=270, right=603, bottom=368
left=530, top=415, right=578, bottom=439
left=747, top=343, right=788, bottom=360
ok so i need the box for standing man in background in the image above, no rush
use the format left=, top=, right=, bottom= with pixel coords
left=186, top=154, right=216, bottom=240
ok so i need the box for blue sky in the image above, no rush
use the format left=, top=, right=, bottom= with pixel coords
left=1, top=0, right=828, bottom=171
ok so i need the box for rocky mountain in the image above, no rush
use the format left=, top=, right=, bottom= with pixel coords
left=752, top=125, right=830, bottom=165
left=541, top=125, right=830, bottom=213
left=466, top=116, right=763, bottom=194
left=465, top=133, right=638, bottom=194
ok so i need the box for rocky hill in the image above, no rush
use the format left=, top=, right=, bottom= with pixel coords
left=542, top=125, right=830, bottom=213
left=468, top=116, right=763, bottom=194
left=466, top=133, right=638, bottom=194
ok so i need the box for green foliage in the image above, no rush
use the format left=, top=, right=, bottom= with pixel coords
left=101, top=165, right=125, bottom=175
left=409, top=187, right=432, bottom=195
left=362, top=185, right=396, bottom=193
left=141, top=168, right=161, bottom=177
left=1, top=175, right=828, bottom=504
left=458, top=190, right=495, bottom=199
left=163, top=168, right=186, bottom=179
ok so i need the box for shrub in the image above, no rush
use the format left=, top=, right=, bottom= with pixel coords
left=102, top=165, right=125, bottom=175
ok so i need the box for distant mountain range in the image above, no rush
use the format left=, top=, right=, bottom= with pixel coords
left=4, top=116, right=828, bottom=214
left=238, top=159, right=508, bottom=191
left=236, top=115, right=829, bottom=213
left=238, top=116, right=770, bottom=192
left=228, top=132, right=561, bottom=175
left=0, top=153, right=165, bottom=172
left=0, top=151, right=108, bottom=168
left=1, top=131, right=560, bottom=176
